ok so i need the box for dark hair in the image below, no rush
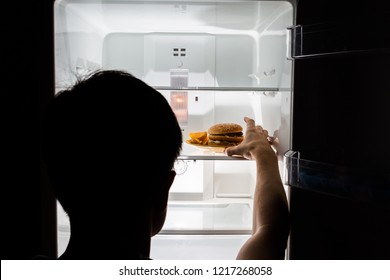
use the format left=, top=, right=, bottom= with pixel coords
left=42, top=70, right=182, bottom=215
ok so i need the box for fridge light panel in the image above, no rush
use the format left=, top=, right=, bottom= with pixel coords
left=171, top=91, right=188, bottom=126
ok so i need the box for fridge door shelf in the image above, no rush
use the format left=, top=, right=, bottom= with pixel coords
left=288, top=21, right=390, bottom=59
left=284, top=150, right=390, bottom=202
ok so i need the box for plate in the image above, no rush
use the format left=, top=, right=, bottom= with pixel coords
left=185, top=140, right=225, bottom=153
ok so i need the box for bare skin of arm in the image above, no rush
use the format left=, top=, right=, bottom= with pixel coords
left=225, top=117, right=290, bottom=260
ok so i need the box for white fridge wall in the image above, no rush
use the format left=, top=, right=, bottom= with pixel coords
left=103, top=33, right=257, bottom=87
left=55, top=0, right=293, bottom=89
left=101, top=33, right=145, bottom=79
left=55, top=1, right=104, bottom=90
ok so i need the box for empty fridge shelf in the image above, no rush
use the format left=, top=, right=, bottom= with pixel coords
left=160, top=202, right=252, bottom=234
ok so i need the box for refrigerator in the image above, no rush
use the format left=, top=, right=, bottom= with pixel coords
left=51, top=0, right=390, bottom=260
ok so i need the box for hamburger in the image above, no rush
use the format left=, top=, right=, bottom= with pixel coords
left=207, top=123, right=244, bottom=147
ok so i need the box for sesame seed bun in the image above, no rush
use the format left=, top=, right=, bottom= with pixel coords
left=208, top=123, right=243, bottom=135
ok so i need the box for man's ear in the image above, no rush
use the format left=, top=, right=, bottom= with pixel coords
left=165, top=170, right=176, bottom=192
left=154, top=170, right=176, bottom=210
left=160, top=170, right=176, bottom=203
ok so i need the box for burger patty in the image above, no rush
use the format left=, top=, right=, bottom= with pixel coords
left=209, top=132, right=243, bottom=138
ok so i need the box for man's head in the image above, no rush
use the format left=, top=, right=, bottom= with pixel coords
left=42, top=70, right=182, bottom=233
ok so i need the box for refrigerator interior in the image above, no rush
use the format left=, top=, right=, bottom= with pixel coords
left=54, top=0, right=294, bottom=259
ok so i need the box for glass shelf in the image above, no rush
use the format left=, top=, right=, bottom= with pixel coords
left=160, top=201, right=252, bottom=234
left=178, top=153, right=248, bottom=161
left=154, top=86, right=279, bottom=92
left=178, top=141, right=249, bottom=161
left=178, top=155, right=247, bottom=161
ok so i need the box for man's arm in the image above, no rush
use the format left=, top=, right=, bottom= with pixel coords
left=225, top=117, right=290, bottom=260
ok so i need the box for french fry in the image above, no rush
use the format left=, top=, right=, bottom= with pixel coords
left=188, top=131, right=208, bottom=145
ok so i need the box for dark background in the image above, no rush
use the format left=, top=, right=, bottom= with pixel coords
left=2, top=1, right=56, bottom=259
